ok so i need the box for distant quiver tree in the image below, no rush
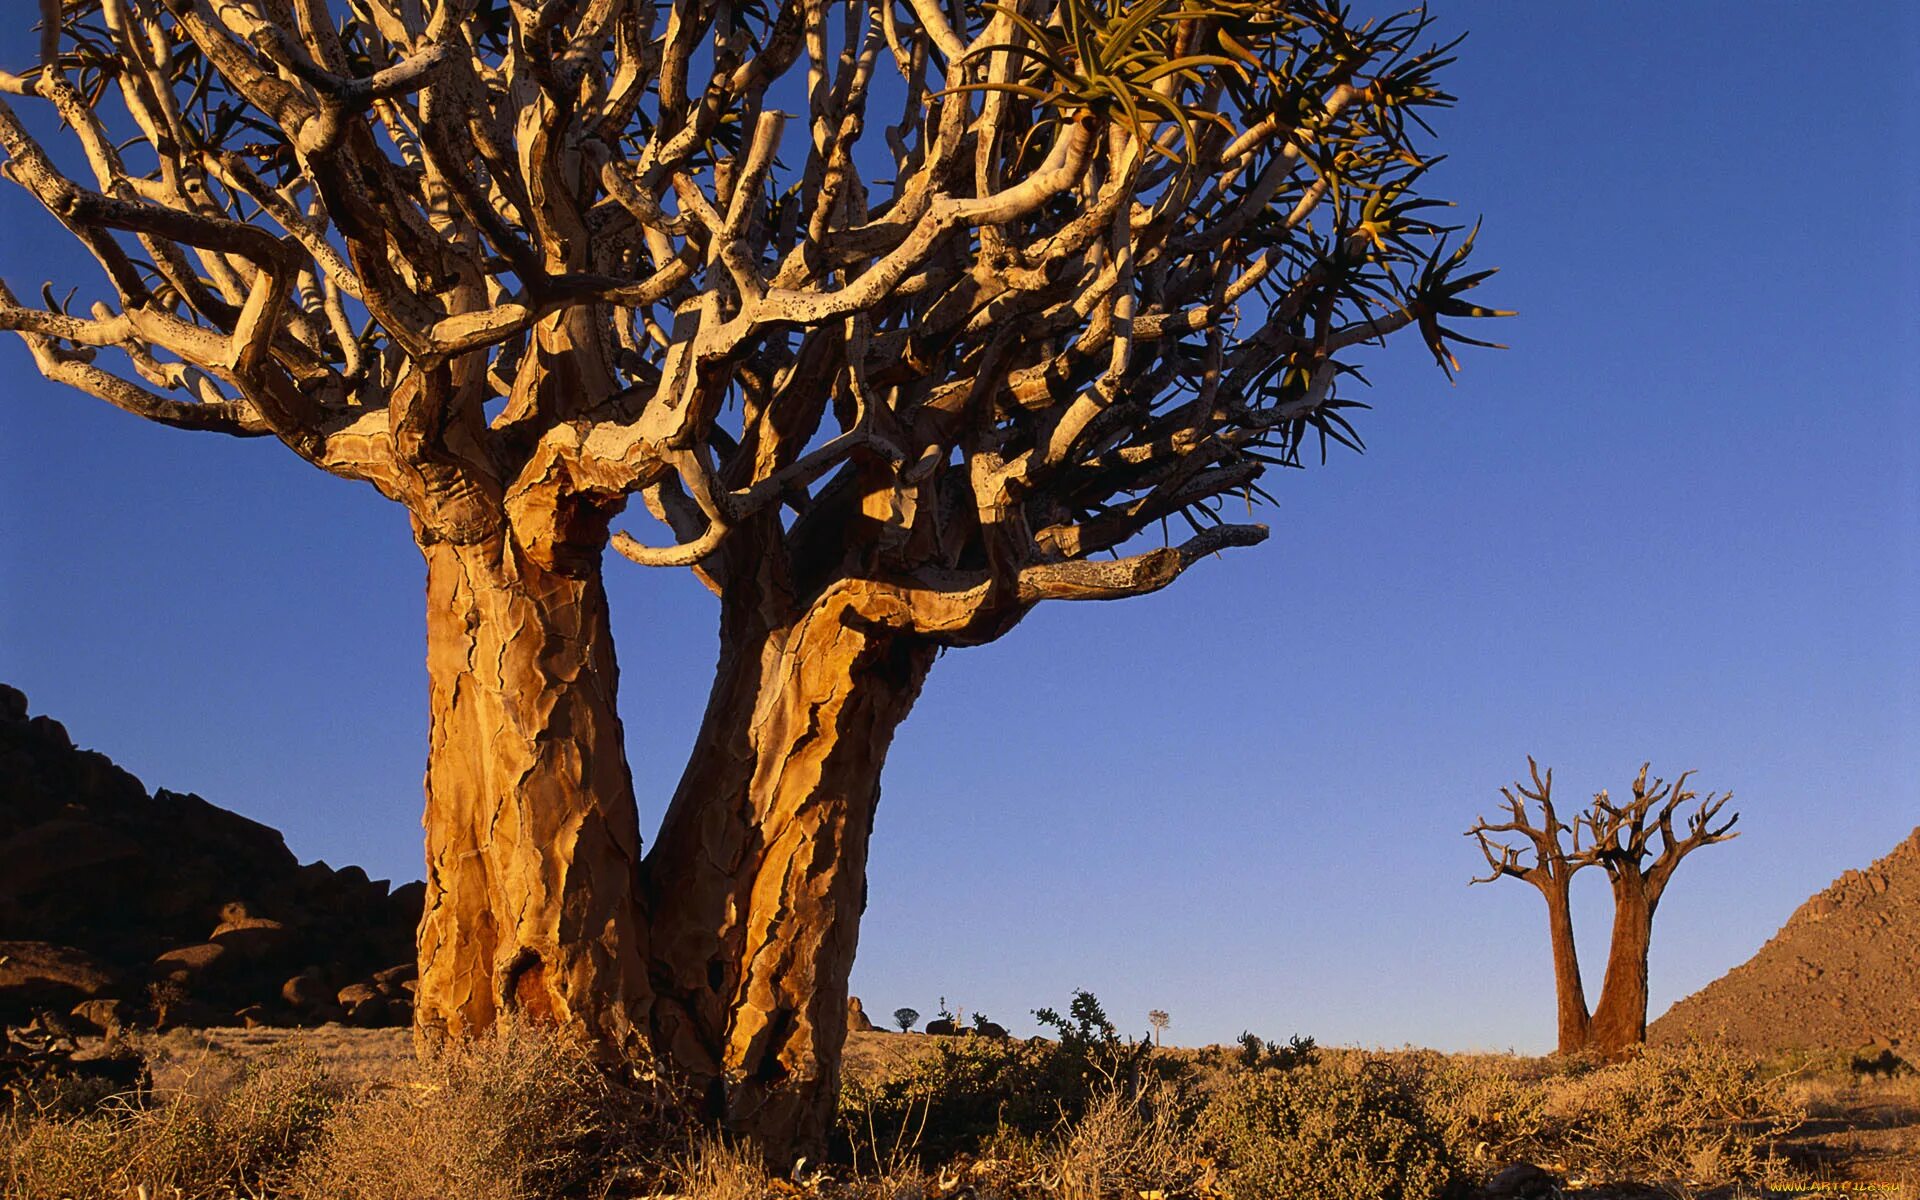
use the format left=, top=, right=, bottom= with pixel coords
left=1, top=0, right=1501, bottom=1161
left=1468, top=759, right=1739, bottom=1059
left=892, top=1006, right=919, bottom=1033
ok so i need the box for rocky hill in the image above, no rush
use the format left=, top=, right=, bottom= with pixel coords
left=0, top=684, right=421, bottom=1035
left=1650, top=826, right=1920, bottom=1057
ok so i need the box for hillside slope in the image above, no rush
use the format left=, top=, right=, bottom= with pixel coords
left=1650, top=826, right=1920, bottom=1055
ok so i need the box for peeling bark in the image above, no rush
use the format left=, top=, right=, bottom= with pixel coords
left=646, top=585, right=934, bottom=1160
left=414, top=529, right=652, bottom=1058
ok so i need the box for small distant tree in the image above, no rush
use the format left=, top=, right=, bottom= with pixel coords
left=892, top=1007, right=919, bottom=1034
left=1468, top=758, right=1739, bottom=1059
left=1148, top=1009, right=1171, bottom=1046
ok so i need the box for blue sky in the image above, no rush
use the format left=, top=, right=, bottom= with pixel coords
left=1, top=5, right=1915, bottom=1051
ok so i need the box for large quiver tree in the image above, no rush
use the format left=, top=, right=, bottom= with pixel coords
left=2, top=0, right=1500, bottom=1159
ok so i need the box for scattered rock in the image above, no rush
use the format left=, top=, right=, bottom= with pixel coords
left=925, top=1017, right=958, bottom=1036
left=1652, top=826, right=1920, bottom=1054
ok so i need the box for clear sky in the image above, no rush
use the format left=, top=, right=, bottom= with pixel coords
left=1, top=5, right=1915, bottom=1053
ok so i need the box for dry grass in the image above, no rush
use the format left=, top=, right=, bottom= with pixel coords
left=292, top=1020, right=665, bottom=1200
left=133, top=1025, right=413, bottom=1097
left=2, top=1046, right=338, bottom=1200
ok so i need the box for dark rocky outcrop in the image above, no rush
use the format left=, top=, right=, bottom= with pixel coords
left=0, top=683, right=422, bottom=1032
left=1651, top=826, right=1920, bottom=1057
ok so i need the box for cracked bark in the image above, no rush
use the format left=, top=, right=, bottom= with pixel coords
left=646, top=583, right=935, bottom=1160
left=415, top=529, right=653, bottom=1057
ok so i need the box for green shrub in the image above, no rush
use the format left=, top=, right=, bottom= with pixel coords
left=1197, top=1055, right=1461, bottom=1200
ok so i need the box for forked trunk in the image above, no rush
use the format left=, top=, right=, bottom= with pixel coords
left=414, top=531, right=652, bottom=1056
left=1543, top=880, right=1592, bottom=1055
left=646, top=584, right=934, bottom=1162
left=1588, top=876, right=1655, bottom=1059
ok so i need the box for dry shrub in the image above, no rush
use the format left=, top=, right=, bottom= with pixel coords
left=837, top=1035, right=1181, bottom=1168
left=294, top=1020, right=647, bottom=1200
left=1781, top=1065, right=1920, bottom=1124
left=1038, top=1080, right=1210, bottom=1200
left=1195, top=1055, right=1459, bottom=1200
left=1536, top=1043, right=1803, bottom=1193
left=1411, top=1053, right=1553, bottom=1170
left=2, top=1048, right=337, bottom=1200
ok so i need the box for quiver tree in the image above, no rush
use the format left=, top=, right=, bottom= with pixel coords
left=2, top=0, right=1500, bottom=1160
left=1466, top=759, right=1591, bottom=1056
left=1469, top=759, right=1739, bottom=1059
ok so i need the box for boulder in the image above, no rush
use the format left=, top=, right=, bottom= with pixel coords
left=372, top=963, right=417, bottom=994
left=69, top=997, right=136, bottom=1039
left=0, top=941, right=121, bottom=1021
left=281, top=971, right=330, bottom=1008
left=345, top=995, right=392, bottom=1028
left=235, top=1004, right=285, bottom=1029
left=924, top=1017, right=958, bottom=1036
left=152, top=942, right=228, bottom=983
left=1478, top=1163, right=1563, bottom=1200
left=152, top=994, right=221, bottom=1030
left=389, top=881, right=427, bottom=923
left=337, top=982, right=380, bottom=1009
left=847, top=995, right=876, bottom=1032
left=210, top=917, right=294, bottom=960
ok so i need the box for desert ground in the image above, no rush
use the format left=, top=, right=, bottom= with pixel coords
left=4, top=1017, right=1918, bottom=1199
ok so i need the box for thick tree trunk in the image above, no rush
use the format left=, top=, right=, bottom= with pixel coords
left=1587, top=877, right=1655, bottom=1059
left=1543, top=881, right=1593, bottom=1056
left=413, top=531, right=652, bottom=1057
left=646, top=584, right=934, bottom=1163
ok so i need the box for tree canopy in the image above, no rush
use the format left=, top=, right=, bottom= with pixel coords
left=1, top=0, right=1500, bottom=634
